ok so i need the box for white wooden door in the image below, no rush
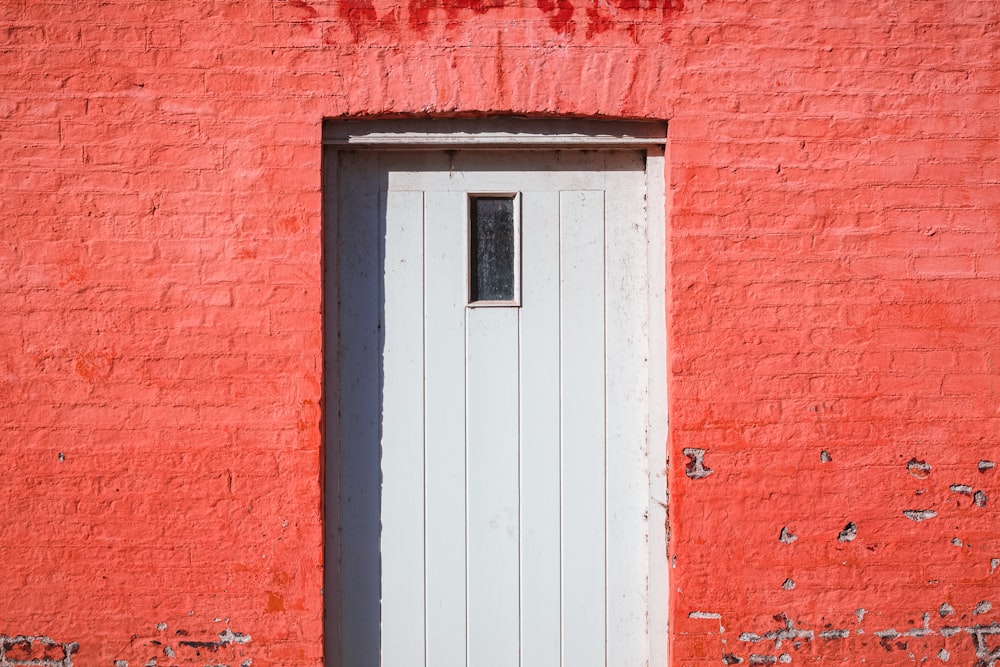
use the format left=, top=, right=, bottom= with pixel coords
left=334, top=149, right=651, bottom=667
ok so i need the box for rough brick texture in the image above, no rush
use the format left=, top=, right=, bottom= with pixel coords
left=2, top=0, right=999, bottom=665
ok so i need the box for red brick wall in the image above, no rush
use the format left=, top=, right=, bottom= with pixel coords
left=3, top=1, right=999, bottom=665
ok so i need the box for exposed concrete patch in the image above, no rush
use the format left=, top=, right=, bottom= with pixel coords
left=980, top=460, right=996, bottom=473
left=779, top=527, right=797, bottom=544
left=950, top=484, right=973, bottom=495
left=0, top=636, right=79, bottom=667
left=115, top=625, right=251, bottom=667
left=975, top=490, right=988, bottom=507
left=837, top=522, right=857, bottom=542
left=716, top=606, right=1000, bottom=665
left=903, top=509, right=938, bottom=521
left=908, top=458, right=932, bottom=479
left=820, top=450, right=832, bottom=463
left=682, top=448, right=712, bottom=479
left=738, top=613, right=814, bottom=648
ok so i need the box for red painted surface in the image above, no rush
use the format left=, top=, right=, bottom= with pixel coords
left=2, top=0, right=999, bottom=665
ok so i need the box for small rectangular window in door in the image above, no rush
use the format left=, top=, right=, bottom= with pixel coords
left=468, top=193, right=520, bottom=307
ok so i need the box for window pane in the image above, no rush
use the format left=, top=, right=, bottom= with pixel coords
left=470, top=196, right=516, bottom=302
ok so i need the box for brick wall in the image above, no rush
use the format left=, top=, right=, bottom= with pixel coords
left=2, top=0, right=998, bottom=665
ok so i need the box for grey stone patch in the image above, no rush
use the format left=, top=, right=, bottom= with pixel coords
left=979, top=460, right=996, bottom=473
left=838, top=522, right=857, bottom=542
left=682, top=448, right=712, bottom=479
left=781, top=578, right=795, bottom=590
left=975, top=490, right=988, bottom=508
left=779, top=527, right=797, bottom=544
left=950, top=484, right=973, bottom=495
left=217, top=630, right=251, bottom=645
left=903, top=509, right=937, bottom=521
left=974, top=601, right=993, bottom=616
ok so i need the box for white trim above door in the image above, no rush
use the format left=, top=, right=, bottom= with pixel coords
left=323, top=118, right=667, bottom=667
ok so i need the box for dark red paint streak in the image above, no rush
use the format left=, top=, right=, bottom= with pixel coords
left=536, top=0, right=576, bottom=36
left=408, top=0, right=504, bottom=31
left=337, top=0, right=380, bottom=42
left=336, top=0, right=686, bottom=41
left=288, top=0, right=319, bottom=32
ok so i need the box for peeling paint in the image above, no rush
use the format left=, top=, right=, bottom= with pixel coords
left=0, top=636, right=79, bottom=667
left=779, top=527, right=797, bottom=544
left=682, top=447, right=712, bottom=479
left=716, top=607, right=1000, bottom=665
left=115, top=626, right=251, bottom=667
left=908, top=458, right=932, bottom=479
left=837, top=522, right=857, bottom=542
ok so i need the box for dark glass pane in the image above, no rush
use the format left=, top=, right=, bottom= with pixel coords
left=470, top=197, right=516, bottom=302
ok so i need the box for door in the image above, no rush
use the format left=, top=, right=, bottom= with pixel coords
left=330, top=148, right=653, bottom=667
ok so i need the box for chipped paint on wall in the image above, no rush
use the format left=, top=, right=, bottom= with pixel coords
left=0, top=636, right=78, bottom=667
left=111, top=625, right=251, bottom=667
left=690, top=606, right=1000, bottom=666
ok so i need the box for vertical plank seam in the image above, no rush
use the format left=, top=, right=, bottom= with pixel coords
left=421, top=189, right=429, bottom=667
left=557, top=188, right=564, bottom=667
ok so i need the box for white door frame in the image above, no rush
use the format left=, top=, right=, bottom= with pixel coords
left=322, top=117, right=668, bottom=667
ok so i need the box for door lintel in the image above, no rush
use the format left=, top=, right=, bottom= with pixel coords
left=322, top=117, right=667, bottom=149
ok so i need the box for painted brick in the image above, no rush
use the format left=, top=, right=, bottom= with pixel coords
left=3, top=0, right=1000, bottom=665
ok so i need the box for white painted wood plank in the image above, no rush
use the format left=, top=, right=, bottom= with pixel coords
left=386, top=150, right=611, bottom=193
left=644, top=148, right=669, bottom=667
left=604, top=153, right=651, bottom=667
left=560, top=189, right=607, bottom=667
left=336, top=151, right=381, bottom=667
left=423, top=189, right=469, bottom=667
left=466, top=307, right=520, bottom=667
left=518, top=191, right=562, bottom=667
left=381, top=188, right=427, bottom=667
